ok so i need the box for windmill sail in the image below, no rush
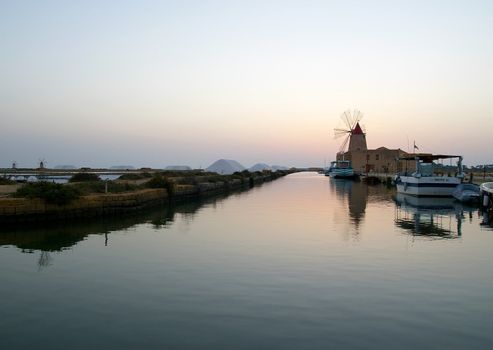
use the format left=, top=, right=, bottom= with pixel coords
left=333, top=109, right=367, bottom=154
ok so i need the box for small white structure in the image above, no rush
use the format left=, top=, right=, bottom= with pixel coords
left=165, top=165, right=192, bottom=171
left=110, top=165, right=135, bottom=170
left=55, top=165, right=77, bottom=169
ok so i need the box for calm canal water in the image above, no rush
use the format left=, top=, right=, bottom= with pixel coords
left=1, top=172, right=492, bottom=349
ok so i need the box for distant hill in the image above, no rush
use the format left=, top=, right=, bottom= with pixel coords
left=206, top=159, right=245, bottom=175
left=249, top=163, right=272, bottom=172
left=165, top=165, right=192, bottom=171
left=55, top=165, right=76, bottom=169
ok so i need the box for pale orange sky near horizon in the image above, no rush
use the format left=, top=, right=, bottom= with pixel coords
left=1, top=1, right=492, bottom=168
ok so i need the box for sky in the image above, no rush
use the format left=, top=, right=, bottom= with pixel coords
left=1, top=0, right=492, bottom=168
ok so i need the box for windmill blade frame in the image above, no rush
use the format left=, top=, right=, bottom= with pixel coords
left=338, top=109, right=364, bottom=132
left=334, top=128, right=350, bottom=139
left=338, top=134, right=350, bottom=154
left=342, top=110, right=353, bottom=130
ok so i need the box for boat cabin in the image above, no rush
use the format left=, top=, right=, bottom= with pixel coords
left=399, top=154, right=464, bottom=179
left=336, top=160, right=351, bottom=169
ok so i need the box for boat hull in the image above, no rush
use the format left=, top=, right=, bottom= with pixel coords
left=452, top=184, right=480, bottom=203
left=396, top=176, right=460, bottom=197
left=329, top=168, right=355, bottom=179
left=453, top=192, right=480, bottom=203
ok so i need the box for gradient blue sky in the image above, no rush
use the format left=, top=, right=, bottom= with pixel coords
left=1, top=0, right=492, bottom=168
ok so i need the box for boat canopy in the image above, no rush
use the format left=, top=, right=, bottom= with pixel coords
left=398, top=154, right=462, bottom=163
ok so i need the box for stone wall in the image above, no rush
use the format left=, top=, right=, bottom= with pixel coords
left=0, top=189, right=167, bottom=223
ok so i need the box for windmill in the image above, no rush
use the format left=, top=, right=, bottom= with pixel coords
left=38, top=158, right=46, bottom=170
left=333, top=109, right=367, bottom=156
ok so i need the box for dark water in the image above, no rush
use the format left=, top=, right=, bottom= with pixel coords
left=1, top=172, right=492, bottom=349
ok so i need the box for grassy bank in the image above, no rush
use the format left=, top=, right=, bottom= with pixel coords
left=0, top=170, right=293, bottom=223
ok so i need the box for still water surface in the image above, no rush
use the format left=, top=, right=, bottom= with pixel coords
left=1, top=172, right=492, bottom=349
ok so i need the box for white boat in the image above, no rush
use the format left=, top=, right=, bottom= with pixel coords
left=395, top=154, right=464, bottom=197
left=480, top=182, right=493, bottom=195
left=480, top=182, right=493, bottom=210
left=452, top=183, right=480, bottom=203
left=326, top=160, right=356, bottom=179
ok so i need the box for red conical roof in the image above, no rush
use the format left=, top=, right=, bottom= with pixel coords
left=352, top=122, right=364, bottom=135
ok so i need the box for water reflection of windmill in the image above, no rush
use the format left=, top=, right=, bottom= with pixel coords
left=329, top=179, right=368, bottom=228
left=334, top=109, right=367, bottom=156
left=38, top=251, right=53, bottom=271
left=394, top=194, right=474, bottom=238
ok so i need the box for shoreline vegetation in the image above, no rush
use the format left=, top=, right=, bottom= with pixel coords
left=0, top=170, right=293, bottom=224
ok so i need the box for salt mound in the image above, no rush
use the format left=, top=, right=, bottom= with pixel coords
left=249, top=163, right=272, bottom=172
left=206, top=159, right=246, bottom=175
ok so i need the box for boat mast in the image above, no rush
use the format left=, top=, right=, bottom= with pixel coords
left=458, top=156, right=464, bottom=178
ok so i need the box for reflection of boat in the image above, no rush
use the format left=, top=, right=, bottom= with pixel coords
left=326, top=160, right=356, bottom=179
left=394, top=193, right=474, bottom=238
left=395, top=193, right=458, bottom=211
left=395, top=154, right=464, bottom=196
left=452, top=183, right=480, bottom=203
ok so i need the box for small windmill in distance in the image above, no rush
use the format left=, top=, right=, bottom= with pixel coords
left=333, top=109, right=367, bottom=157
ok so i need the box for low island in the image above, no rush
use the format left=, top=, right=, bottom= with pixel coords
left=0, top=169, right=293, bottom=224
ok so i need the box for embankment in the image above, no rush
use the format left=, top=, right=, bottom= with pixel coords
left=0, top=171, right=289, bottom=223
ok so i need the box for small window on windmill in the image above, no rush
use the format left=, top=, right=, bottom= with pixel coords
left=376, top=154, right=380, bottom=161
left=366, top=154, right=370, bottom=161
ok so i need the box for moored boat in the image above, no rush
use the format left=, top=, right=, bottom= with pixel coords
left=395, top=154, right=464, bottom=197
left=452, top=183, right=480, bottom=203
left=326, top=160, right=357, bottom=179
left=480, top=182, right=493, bottom=212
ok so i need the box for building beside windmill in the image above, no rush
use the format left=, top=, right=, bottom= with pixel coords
left=335, top=110, right=414, bottom=174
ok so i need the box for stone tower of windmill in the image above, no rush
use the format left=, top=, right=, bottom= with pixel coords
left=348, top=121, right=367, bottom=152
